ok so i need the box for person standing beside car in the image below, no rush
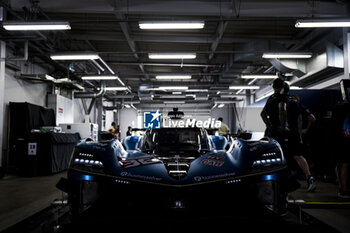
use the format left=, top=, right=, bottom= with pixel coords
left=218, top=117, right=229, bottom=137
left=331, top=80, right=350, bottom=198
left=107, top=122, right=118, bottom=139
left=282, top=83, right=316, bottom=192
left=260, top=78, right=288, bottom=147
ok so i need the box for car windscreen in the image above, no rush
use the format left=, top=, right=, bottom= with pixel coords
left=141, top=128, right=209, bottom=152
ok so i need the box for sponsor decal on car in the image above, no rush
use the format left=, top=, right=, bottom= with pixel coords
left=119, top=156, right=162, bottom=169
left=194, top=172, right=236, bottom=182
left=120, top=171, right=162, bottom=181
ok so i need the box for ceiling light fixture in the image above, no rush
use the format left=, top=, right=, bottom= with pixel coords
left=149, top=53, right=196, bottom=59
left=290, top=86, right=302, bottom=90
left=159, top=86, right=189, bottom=90
left=262, top=52, right=312, bottom=59
left=229, top=86, right=260, bottom=90
left=139, top=21, right=204, bottom=30
left=241, top=75, right=278, bottom=79
left=163, top=101, right=186, bottom=104
left=185, top=89, right=208, bottom=92
left=2, top=21, right=71, bottom=31
left=295, top=19, right=350, bottom=28
left=156, top=75, right=192, bottom=80
left=73, top=83, right=85, bottom=90
left=50, top=53, right=99, bottom=60
left=105, top=87, right=128, bottom=91
left=81, top=75, right=119, bottom=80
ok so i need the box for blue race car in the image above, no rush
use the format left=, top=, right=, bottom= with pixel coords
left=57, top=127, right=289, bottom=214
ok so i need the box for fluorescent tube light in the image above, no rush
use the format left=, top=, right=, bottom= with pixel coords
left=156, top=75, right=192, bottom=80
left=255, top=91, right=274, bottom=102
left=50, top=53, right=99, bottom=60
left=229, top=86, right=260, bottom=90
left=81, top=75, right=119, bottom=80
left=159, top=86, right=189, bottom=90
left=163, top=101, right=186, bottom=104
left=185, top=89, right=208, bottom=92
left=215, top=100, right=236, bottom=104
left=105, top=87, right=128, bottom=91
left=218, top=104, right=225, bottom=108
left=241, top=75, right=278, bottom=79
left=290, top=86, right=302, bottom=90
left=73, top=83, right=85, bottom=90
left=160, top=95, right=186, bottom=99
left=3, top=21, right=71, bottom=31
left=262, top=52, right=312, bottom=59
left=54, top=78, right=71, bottom=83
left=295, top=19, right=350, bottom=28
left=149, top=53, right=196, bottom=59
left=139, top=21, right=204, bottom=29
left=45, top=74, right=56, bottom=81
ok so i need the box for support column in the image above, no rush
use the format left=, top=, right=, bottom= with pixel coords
left=97, top=97, right=103, bottom=131
left=0, top=41, right=6, bottom=168
left=343, top=28, right=350, bottom=79
left=245, top=90, right=252, bottom=105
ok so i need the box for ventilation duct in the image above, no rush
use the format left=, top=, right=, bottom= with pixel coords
left=268, top=43, right=344, bottom=87
left=74, top=82, right=106, bottom=98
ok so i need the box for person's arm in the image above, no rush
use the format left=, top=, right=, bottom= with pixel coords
left=260, top=107, right=271, bottom=127
left=278, top=102, right=288, bottom=130
left=302, top=113, right=316, bottom=134
left=298, top=114, right=303, bottom=142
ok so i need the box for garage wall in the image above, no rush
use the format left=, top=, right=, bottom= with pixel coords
left=4, top=70, right=48, bottom=107
left=2, top=65, right=50, bottom=164
left=118, top=108, right=137, bottom=140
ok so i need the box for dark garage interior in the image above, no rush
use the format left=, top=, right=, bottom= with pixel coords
left=0, top=0, right=350, bottom=232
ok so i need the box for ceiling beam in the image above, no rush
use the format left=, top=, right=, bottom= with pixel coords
left=27, top=1, right=347, bottom=17
left=68, top=33, right=301, bottom=45
left=114, top=1, right=149, bottom=80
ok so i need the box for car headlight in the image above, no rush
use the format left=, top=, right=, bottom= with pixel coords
left=252, top=147, right=285, bottom=170
left=71, top=149, right=104, bottom=169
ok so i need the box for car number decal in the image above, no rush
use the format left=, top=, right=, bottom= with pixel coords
left=200, top=155, right=225, bottom=167
left=200, top=159, right=224, bottom=167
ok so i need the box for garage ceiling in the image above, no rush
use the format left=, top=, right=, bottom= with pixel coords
left=0, top=0, right=349, bottom=108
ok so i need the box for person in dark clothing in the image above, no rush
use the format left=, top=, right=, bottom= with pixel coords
left=331, top=80, right=350, bottom=198
left=291, top=94, right=316, bottom=168
left=126, top=126, right=132, bottom=137
left=260, top=78, right=288, bottom=146
left=282, top=83, right=316, bottom=192
left=290, top=94, right=316, bottom=136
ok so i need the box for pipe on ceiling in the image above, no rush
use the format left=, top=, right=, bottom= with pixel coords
left=74, top=82, right=106, bottom=98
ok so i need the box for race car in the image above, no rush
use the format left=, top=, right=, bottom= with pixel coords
left=57, top=127, right=289, bottom=215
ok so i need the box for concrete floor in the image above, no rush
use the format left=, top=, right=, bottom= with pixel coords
left=289, top=180, right=350, bottom=233
left=0, top=172, right=349, bottom=232
left=0, top=172, right=66, bottom=232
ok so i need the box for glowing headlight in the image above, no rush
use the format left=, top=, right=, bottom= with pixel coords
left=115, top=179, right=131, bottom=184
left=252, top=147, right=284, bottom=168
left=226, top=179, right=242, bottom=184
left=253, top=158, right=282, bottom=166
left=72, top=149, right=104, bottom=168
left=262, top=152, right=277, bottom=157
left=79, top=153, right=94, bottom=157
